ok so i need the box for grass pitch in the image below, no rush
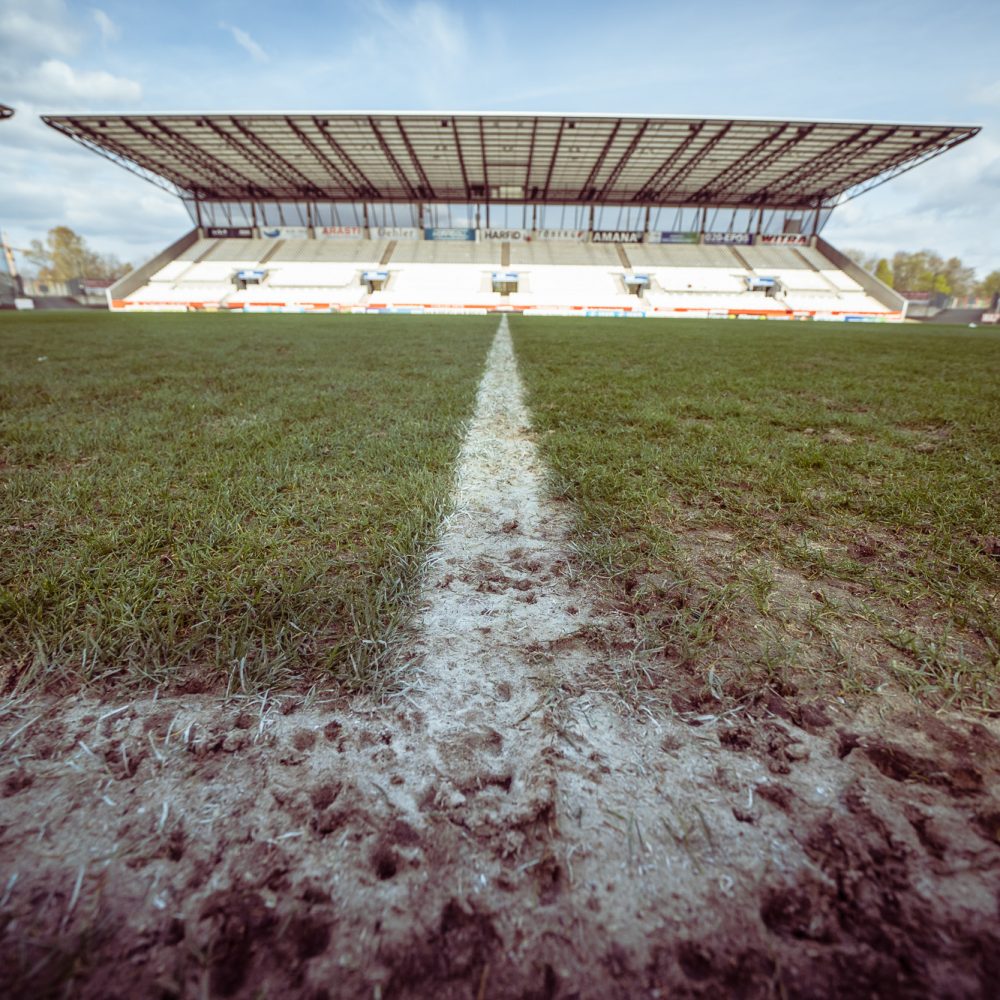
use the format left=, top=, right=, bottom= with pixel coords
left=0, top=312, right=494, bottom=693
left=513, top=318, right=1000, bottom=709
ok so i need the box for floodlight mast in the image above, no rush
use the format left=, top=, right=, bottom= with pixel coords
left=40, top=112, right=980, bottom=238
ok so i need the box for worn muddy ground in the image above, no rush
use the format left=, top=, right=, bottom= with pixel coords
left=2, top=319, right=999, bottom=999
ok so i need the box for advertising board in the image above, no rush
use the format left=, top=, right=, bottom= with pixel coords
left=480, top=229, right=531, bottom=241
left=534, top=229, right=587, bottom=241
left=317, top=226, right=363, bottom=239
left=704, top=232, right=754, bottom=246
left=260, top=226, right=310, bottom=239
left=424, top=227, right=476, bottom=241
left=647, top=231, right=700, bottom=244
left=374, top=226, right=421, bottom=240
left=206, top=227, right=252, bottom=238
left=592, top=230, right=644, bottom=243
left=757, top=234, right=809, bottom=246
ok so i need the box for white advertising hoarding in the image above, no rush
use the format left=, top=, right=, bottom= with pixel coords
left=317, top=225, right=363, bottom=240
left=480, top=228, right=531, bottom=241
left=375, top=226, right=421, bottom=239
left=534, top=229, right=587, bottom=241
left=260, top=226, right=310, bottom=239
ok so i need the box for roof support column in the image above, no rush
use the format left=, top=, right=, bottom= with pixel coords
left=193, top=196, right=204, bottom=235
left=362, top=202, right=370, bottom=238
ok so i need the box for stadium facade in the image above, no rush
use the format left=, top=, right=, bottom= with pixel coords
left=43, top=112, right=979, bottom=320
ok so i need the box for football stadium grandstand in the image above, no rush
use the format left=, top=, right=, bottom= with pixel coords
left=42, top=112, right=979, bottom=320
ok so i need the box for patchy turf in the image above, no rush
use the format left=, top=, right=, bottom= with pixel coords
left=512, top=318, right=1000, bottom=711
left=1, top=316, right=999, bottom=1000
left=0, top=312, right=494, bottom=694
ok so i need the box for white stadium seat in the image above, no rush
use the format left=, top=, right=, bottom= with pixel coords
left=123, top=236, right=893, bottom=317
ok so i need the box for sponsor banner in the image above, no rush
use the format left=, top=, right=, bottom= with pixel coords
left=900, top=290, right=932, bottom=301
left=757, top=233, right=809, bottom=246
left=206, top=226, right=252, bottom=239
left=374, top=226, right=421, bottom=240
left=260, top=226, right=309, bottom=240
left=592, top=230, right=644, bottom=244
left=648, top=231, right=699, bottom=244
left=317, top=225, right=363, bottom=239
left=81, top=278, right=115, bottom=289
left=424, top=227, right=476, bottom=241
left=480, top=228, right=531, bottom=242
left=534, top=229, right=587, bottom=241
left=236, top=269, right=266, bottom=281
left=704, top=232, right=754, bottom=246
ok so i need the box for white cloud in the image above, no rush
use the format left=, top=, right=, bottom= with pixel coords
left=16, top=59, right=141, bottom=104
left=90, top=7, right=121, bottom=44
left=0, top=112, right=189, bottom=268
left=0, top=0, right=80, bottom=58
left=341, top=1, right=470, bottom=103
left=0, top=0, right=139, bottom=109
left=369, top=0, right=465, bottom=59
left=219, top=21, right=269, bottom=63
left=824, top=136, right=1000, bottom=274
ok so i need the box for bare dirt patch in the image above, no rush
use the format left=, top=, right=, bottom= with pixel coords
left=2, top=320, right=999, bottom=998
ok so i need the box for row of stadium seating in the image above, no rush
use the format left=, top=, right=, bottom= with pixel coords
left=124, top=237, right=890, bottom=316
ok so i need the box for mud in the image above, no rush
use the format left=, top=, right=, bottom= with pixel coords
left=1, top=319, right=999, bottom=998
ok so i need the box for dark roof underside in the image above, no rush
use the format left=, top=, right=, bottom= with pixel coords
left=42, top=112, right=978, bottom=209
left=0, top=105, right=14, bottom=120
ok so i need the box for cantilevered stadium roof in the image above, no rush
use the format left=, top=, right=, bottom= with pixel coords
left=42, top=112, right=979, bottom=209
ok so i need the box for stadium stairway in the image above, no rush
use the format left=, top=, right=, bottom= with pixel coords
left=793, top=247, right=843, bottom=294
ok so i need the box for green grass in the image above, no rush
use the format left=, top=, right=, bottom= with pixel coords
left=512, top=318, right=1000, bottom=710
left=0, top=312, right=494, bottom=694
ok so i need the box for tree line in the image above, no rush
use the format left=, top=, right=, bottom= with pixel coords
left=24, top=226, right=131, bottom=282
left=844, top=248, right=1000, bottom=300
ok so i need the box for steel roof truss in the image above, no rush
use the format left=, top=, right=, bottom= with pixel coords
left=653, top=121, right=733, bottom=202
left=284, top=118, right=358, bottom=198
left=367, top=117, right=420, bottom=200
left=312, top=120, right=382, bottom=199
left=633, top=121, right=705, bottom=202
left=394, top=117, right=436, bottom=199
left=451, top=117, right=472, bottom=201
left=226, top=118, right=326, bottom=198
left=593, top=120, right=650, bottom=202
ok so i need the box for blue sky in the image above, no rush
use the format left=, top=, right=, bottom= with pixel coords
left=2, top=0, right=999, bottom=273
